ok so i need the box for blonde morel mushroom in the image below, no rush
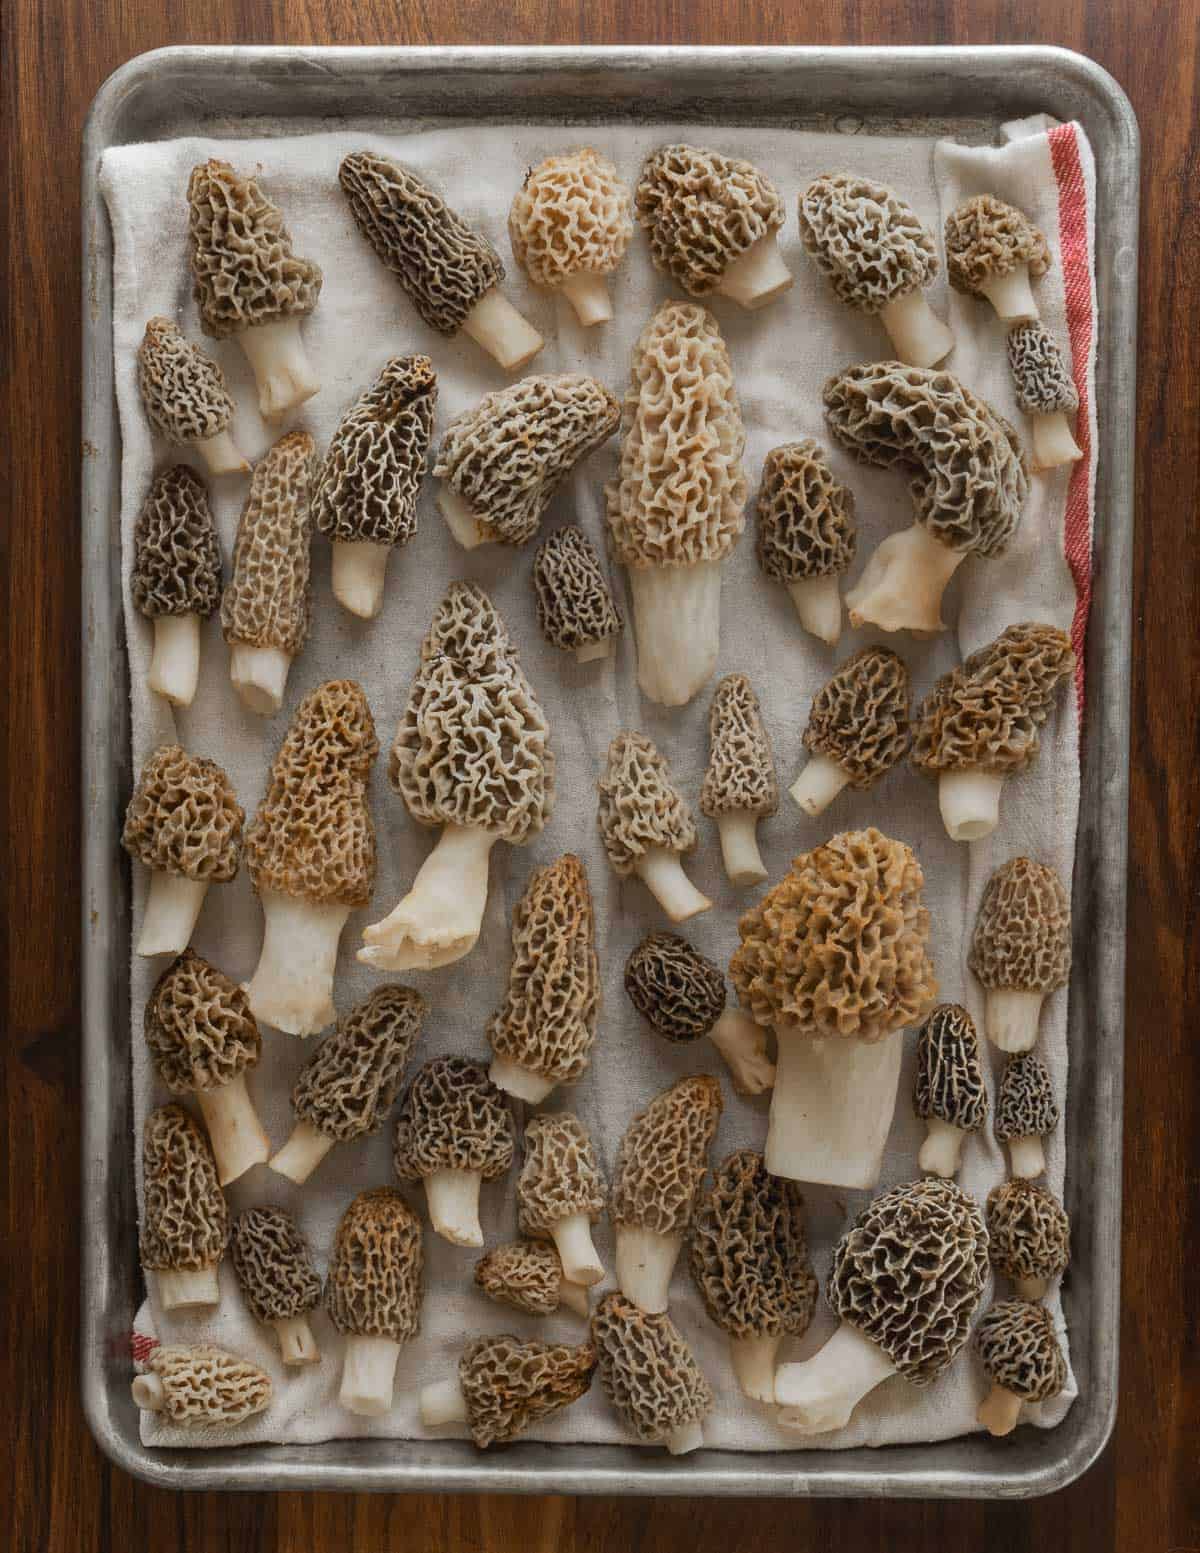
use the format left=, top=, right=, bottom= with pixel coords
left=509, top=148, right=633, bottom=326
left=139, top=1104, right=228, bottom=1312
left=517, top=1113, right=607, bottom=1287
left=1007, top=320, right=1083, bottom=471
left=754, top=440, right=857, bottom=645
left=597, top=731, right=711, bottom=924
left=975, top=1299, right=1067, bottom=1436
left=776, top=1178, right=988, bottom=1435
left=912, top=1003, right=988, bottom=1179
left=995, top=1053, right=1060, bottom=1179
left=968, top=857, right=1071, bottom=1052
left=131, top=467, right=222, bottom=708
left=945, top=194, right=1051, bottom=322
left=789, top=647, right=911, bottom=819
left=591, top=1291, right=714, bottom=1454
left=532, top=526, right=623, bottom=663
left=136, top=317, right=250, bottom=477
left=700, top=674, right=779, bottom=886
left=419, top=1335, right=597, bottom=1446
left=230, top=1206, right=323, bottom=1366
left=474, top=1240, right=591, bottom=1320
left=986, top=1179, right=1070, bottom=1300
left=132, top=1343, right=271, bottom=1427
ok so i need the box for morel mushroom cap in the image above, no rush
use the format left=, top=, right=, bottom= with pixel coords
left=591, top=1290, right=715, bottom=1454
left=132, top=468, right=223, bottom=709
left=420, top=1335, right=597, bottom=1446
left=508, top=148, right=633, bottom=325
left=995, top=1053, right=1060, bottom=1178
left=968, top=858, right=1072, bottom=1052
left=517, top=1112, right=607, bottom=1286
left=945, top=194, right=1050, bottom=321
left=136, top=317, right=249, bottom=476
left=986, top=1179, right=1070, bottom=1299
left=700, top=673, right=779, bottom=886
left=1006, top=320, right=1083, bottom=471
left=474, top=1239, right=591, bottom=1319
left=531, top=526, right=623, bottom=662
left=974, top=1299, right=1067, bottom=1436
left=132, top=1343, right=271, bottom=1427
left=139, top=1103, right=228, bottom=1311
left=913, top=1003, right=988, bottom=1179
left=754, top=439, right=857, bottom=645
left=790, top=647, right=912, bottom=819
left=230, top=1206, right=323, bottom=1366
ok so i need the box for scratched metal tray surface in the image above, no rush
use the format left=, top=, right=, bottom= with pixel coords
left=80, top=44, right=1138, bottom=1498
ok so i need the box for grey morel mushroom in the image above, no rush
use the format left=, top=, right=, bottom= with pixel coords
left=912, top=1003, right=987, bottom=1179
left=474, top=1240, right=591, bottom=1319
left=419, top=1335, right=597, bottom=1446
left=132, top=1343, right=271, bottom=1427
left=995, top=1052, right=1060, bottom=1179
left=597, top=731, right=711, bottom=924
left=789, top=647, right=911, bottom=818
left=230, top=1206, right=323, bottom=1366
left=945, top=194, right=1051, bottom=322
left=987, top=1179, right=1070, bottom=1300
left=139, top=1104, right=228, bottom=1312
left=136, top=317, right=250, bottom=476
left=700, top=673, right=779, bottom=886
left=975, top=1299, right=1067, bottom=1436
left=591, top=1291, right=714, bottom=1454
left=1007, top=320, right=1083, bottom=471
left=754, top=439, right=857, bottom=645
left=968, top=857, right=1072, bottom=1052
left=509, top=147, right=633, bottom=326
left=517, top=1113, right=607, bottom=1287
left=532, top=526, right=623, bottom=663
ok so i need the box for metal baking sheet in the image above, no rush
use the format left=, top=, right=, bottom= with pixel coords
left=80, top=44, right=1138, bottom=1498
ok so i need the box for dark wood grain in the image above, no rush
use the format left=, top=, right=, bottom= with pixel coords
left=3, top=0, right=1195, bottom=1547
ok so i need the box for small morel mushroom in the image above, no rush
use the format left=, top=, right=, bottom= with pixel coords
left=220, top=429, right=314, bottom=715
left=912, top=627, right=1075, bottom=842
left=419, top=1335, right=597, bottom=1446
left=339, top=150, right=543, bottom=371
left=243, top=680, right=378, bottom=1036
left=532, top=526, right=623, bottom=663
left=434, top=373, right=619, bottom=550
left=636, top=144, right=792, bottom=310
left=139, top=1104, right=228, bottom=1311
left=393, top=1057, right=515, bottom=1248
left=360, top=584, right=554, bottom=971
left=775, top=1178, right=988, bottom=1435
left=1007, top=320, right=1083, bottom=471
left=754, top=440, right=857, bottom=645
left=591, top=1291, right=715, bottom=1454
left=730, top=828, right=937, bottom=1189
left=136, top=317, right=250, bottom=477
left=689, top=1150, right=818, bottom=1403
left=912, top=1003, right=988, bottom=1179
left=609, top=1073, right=723, bottom=1313
left=230, top=1206, right=323, bottom=1365
left=975, top=1299, right=1067, bottom=1436
left=517, top=1113, right=607, bottom=1287
left=326, top=1187, right=424, bottom=1416
left=122, top=744, right=243, bottom=957
left=485, top=854, right=599, bottom=1104
left=825, top=362, right=1029, bottom=635
left=968, top=857, right=1071, bottom=1052
left=187, top=159, right=322, bottom=419
left=945, top=194, right=1051, bottom=322
left=986, top=1178, right=1070, bottom=1300
left=132, top=1343, right=271, bottom=1427
left=313, top=355, right=438, bottom=619
left=700, top=673, right=779, bottom=887
left=474, top=1240, right=591, bottom=1319
left=270, top=984, right=427, bottom=1184
left=995, top=1053, right=1060, bottom=1179
left=509, top=148, right=633, bottom=325
left=606, top=301, right=747, bottom=705
left=144, top=950, right=269, bottom=1186
left=789, top=647, right=911, bottom=818
left=597, top=731, right=711, bottom=924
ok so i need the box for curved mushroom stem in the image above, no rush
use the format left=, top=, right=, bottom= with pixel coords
left=765, top=1029, right=902, bottom=1189
left=614, top=1226, right=682, bottom=1314
left=244, top=890, right=351, bottom=1037
left=715, top=233, right=794, bottom=311
left=715, top=811, right=768, bottom=887
left=550, top=1213, right=605, bottom=1287
left=419, top=1374, right=469, bottom=1428
left=845, top=522, right=966, bottom=635
left=424, top=1167, right=485, bottom=1247
left=938, top=769, right=1005, bottom=842
left=487, top=1053, right=555, bottom=1104
left=359, top=824, right=500, bottom=971
left=437, top=483, right=492, bottom=549
left=148, top=613, right=201, bottom=708
left=229, top=643, right=292, bottom=716
left=879, top=288, right=956, bottom=368
left=195, top=428, right=251, bottom=478
left=575, top=637, right=614, bottom=664
left=665, top=1418, right=706, bottom=1455
left=156, top=1264, right=220, bottom=1311
left=918, top=1116, right=967, bottom=1179
left=786, top=574, right=842, bottom=645
left=237, top=316, right=320, bottom=421
left=560, top=271, right=614, bottom=327
left=1012, top=1274, right=1050, bottom=1300
left=775, top=1322, right=897, bottom=1435
left=708, top=1009, right=775, bottom=1096
left=627, top=559, right=722, bottom=707
left=131, top=1372, right=165, bottom=1411
left=1031, top=411, right=1084, bottom=471
left=137, top=870, right=209, bottom=958
left=978, top=265, right=1038, bottom=323
left=558, top=1279, right=591, bottom=1318
left=274, top=1313, right=321, bottom=1366
left=977, top=1381, right=1024, bottom=1437
left=985, top=988, right=1045, bottom=1053
left=730, top=1332, right=781, bottom=1404
left=633, top=847, right=712, bottom=924
left=195, top=1071, right=271, bottom=1186
left=460, top=287, right=544, bottom=371
left=339, top=1334, right=401, bottom=1416
left=1007, top=1132, right=1048, bottom=1179
left=789, top=753, right=852, bottom=819
left=269, top=1118, right=337, bottom=1184
left=331, top=540, right=391, bottom=620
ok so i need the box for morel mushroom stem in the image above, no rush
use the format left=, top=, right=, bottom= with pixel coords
left=139, top=873, right=209, bottom=958
left=561, top=272, right=614, bottom=326
left=789, top=753, right=852, bottom=819
left=774, top=1322, right=897, bottom=1435
left=1009, top=1133, right=1047, bottom=1180
left=459, top=289, right=545, bottom=373
left=1032, top=412, right=1083, bottom=471
left=731, top=1333, right=782, bottom=1405
left=551, top=1213, right=605, bottom=1288
left=272, top=1314, right=319, bottom=1366
left=986, top=989, right=1048, bottom=1053
left=360, top=824, right=501, bottom=972
left=425, top=1166, right=486, bottom=1248
left=715, top=811, right=767, bottom=887
left=245, top=890, right=352, bottom=1036
left=194, top=1072, right=270, bottom=1185
left=576, top=637, right=613, bottom=664
left=977, top=1381, right=1025, bottom=1437
left=268, top=1118, right=336, bottom=1184
left=339, top=1334, right=402, bottom=1417
left=157, top=1265, right=221, bottom=1310
left=131, top=1373, right=167, bottom=1411
left=879, top=289, right=956, bottom=369
left=786, top=574, right=843, bottom=646
left=236, top=316, right=320, bottom=423
left=148, top=614, right=203, bottom=708
left=635, top=846, right=712, bottom=924
left=938, top=770, right=1006, bottom=842
left=487, top=1053, right=555, bottom=1105
left=708, top=1010, right=776, bottom=1096
left=918, top=1116, right=969, bottom=1179
left=560, top=1280, right=592, bottom=1318
left=197, top=429, right=251, bottom=478
left=767, top=1032, right=903, bottom=1189
left=614, top=1226, right=682, bottom=1314
left=845, top=521, right=966, bottom=636
left=667, top=1419, right=706, bottom=1455
left=331, top=540, right=392, bottom=621
left=978, top=266, right=1038, bottom=323
left=229, top=644, right=293, bottom=717
left=627, top=560, right=722, bottom=707
left=436, top=484, right=490, bottom=550
left=419, top=1374, right=469, bottom=1427
left=715, top=232, right=794, bottom=311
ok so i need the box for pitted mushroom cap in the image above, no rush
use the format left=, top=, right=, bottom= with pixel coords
left=532, top=527, right=623, bottom=654
left=701, top=673, right=779, bottom=820
left=689, top=1150, right=818, bottom=1341
left=597, top=731, right=698, bottom=877
left=132, top=466, right=222, bottom=621
left=313, top=355, right=437, bottom=546
left=509, top=148, right=633, bottom=289
left=624, top=932, right=726, bottom=1044
left=139, top=1104, right=228, bottom=1274
left=730, top=828, right=936, bottom=1041
left=986, top=1179, right=1070, bottom=1287
left=606, top=301, right=747, bottom=569
left=518, top=1113, right=606, bottom=1239
left=187, top=160, right=322, bottom=338
left=393, top=1057, right=515, bottom=1183
left=144, top=949, right=261, bottom=1094
left=797, top=173, right=939, bottom=314
left=458, top=1335, right=597, bottom=1448
left=995, top=1053, right=1060, bottom=1143
left=137, top=318, right=235, bottom=446
left=244, top=679, right=378, bottom=907
left=122, top=744, right=243, bottom=883
left=635, top=144, right=785, bottom=297
left=1006, top=321, right=1079, bottom=416
left=945, top=195, right=1051, bottom=298
left=609, top=1074, right=723, bottom=1237
left=339, top=151, right=505, bottom=336
left=325, top=1186, right=424, bottom=1343
left=220, top=430, right=314, bottom=655
left=913, top=1003, right=988, bottom=1131
left=142, top=1343, right=272, bottom=1426
left=968, top=857, right=1071, bottom=995
left=828, top=1177, right=989, bottom=1384
left=474, top=1240, right=568, bottom=1316
left=754, top=439, right=857, bottom=584
left=591, top=1290, right=714, bottom=1444
left=292, top=985, right=427, bottom=1143
left=823, top=362, right=1029, bottom=557
left=802, top=647, right=912, bottom=788
left=974, top=1299, right=1067, bottom=1402
left=230, top=1206, right=322, bottom=1325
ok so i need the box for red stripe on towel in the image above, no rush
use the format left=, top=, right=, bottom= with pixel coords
left=129, top=1332, right=159, bottom=1364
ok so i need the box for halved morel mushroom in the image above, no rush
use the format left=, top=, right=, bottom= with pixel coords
left=700, top=673, right=779, bottom=887
left=945, top=194, right=1050, bottom=322
left=912, top=1003, right=987, bottom=1179
left=788, top=647, right=911, bottom=818
left=591, top=1291, right=714, bottom=1454
left=531, top=526, right=623, bottom=663
left=230, top=1206, right=323, bottom=1366
left=139, top=1104, right=228, bottom=1312
left=136, top=317, right=250, bottom=477
left=1006, top=319, right=1083, bottom=472
left=754, top=440, right=857, bottom=645
left=975, top=1299, right=1067, bottom=1436
left=474, top=1240, right=591, bottom=1320
left=509, top=148, right=633, bottom=326
left=969, top=857, right=1071, bottom=1053
left=986, top=1178, right=1070, bottom=1300
left=132, top=1343, right=271, bottom=1427
left=419, top=1335, right=597, bottom=1447
left=517, top=1113, right=607, bottom=1288
left=995, top=1052, right=1060, bottom=1179
left=597, top=731, right=711, bottom=924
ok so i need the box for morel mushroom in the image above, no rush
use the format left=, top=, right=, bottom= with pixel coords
left=139, top=1104, right=228, bottom=1311
left=485, top=854, right=599, bottom=1104
left=597, top=731, right=711, bottom=923
left=968, top=857, right=1071, bottom=1052
left=326, top=1187, right=424, bottom=1416
left=912, top=627, right=1075, bottom=842
left=220, top=429, right=314, bottom=715
left=434, top=373, right=619, bottom=549
left=912, top=1003, right=988, bottom=1179
left=986, top=1178, right=1070, bottom=1299
left=508, top=147, right=633, bottom=325
left=591, top=1291, right=714, bottom=1454
left=270, top=984, right=426, bottom=1183
left=975, top=1299, right=1067, bottom=1436
left=788, top=647, right=911, bottom=818
left=132, top=1343, right=271, bottom=1427
left=689, top=1150, right=818, bottom=1403
left=606, top=301, right=747, bottom=705
left=1007, top=320, right=1083, bottom=471
left=136, top=317, right=250, bottom=477
left=730, top=828, right=937, bottom=1189
left=131, top=466, right=222, bottom=708
left=995, top=1053, right=1060, bottom=1179
left=230, top=1206, right=323, bottom=1365
left=419, top=1335, right=597, bottom=1446
left=339, top=150, right=543, bottom=371
left=754, top=440, right=857, bottom=645
left=517, top=1113, right=607, bottom=1287
left=775, top=1178, right=988, bottom=1435
left=945, top=194, right=1050, bottom=322
left=360, top=583, right=554, bottom=972
left=313, top=354, right=438, bottom=619
left=700, top=673, right=779, bottom=886
left=393, top=1057, right=515, bottom=1247
left=609, top=1074, right=723, bottom=1312
left=636, top=144, right=792, bottom=310
left=187, top=159, right=322, bottom=419
left=474, top=1240, right=591, bottom=1319
left=144, top=950, right=269, bottom=1186
left=798, top=173, right=954, bottom=366
left=122, top=744, right=243, bottom=957
left=243, top=680, right=378, bottom=1036
left=532, top=526, right=623, bottom=662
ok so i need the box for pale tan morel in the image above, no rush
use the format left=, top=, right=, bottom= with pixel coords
left=136, top=317, right=249, bottom=476
left=590, top=1291, right=714, bottom=1454
left=968, top=856, right=1072, bottom=1054
left=700, top=673, right=779, bottom=887
left=597, top=730, right=711, bottom=924
left=517, top=1112, right=607, bottom=1288
left=509, top=148, right=633, bottom=325
left=986, top=1179, right=1070, bottom=1300
left=531, top=526, right=623, bottom=662
left=474, top=1240, right=591, bottom=1320
left=754, top=440, right=857, bottom=645
left=945, top=194, right=1050, bottom=321
left=230, top=1206, right=323, bottom=1366
left=994, top=1052, right=1060, bottom=1179
left=974, top=1299, right=1067, bottom=1436
left=419, top=1334, right=597, bottom=1447
left=139, top=1104, right=228, bottom=1312
left=912, top=1003, right=988, bottom=1180
left=1007, top=319, right=1083, bottom=471
left=789, top=646, right=912, bottom=819
left=132, top=1343, right=271, bottom=1428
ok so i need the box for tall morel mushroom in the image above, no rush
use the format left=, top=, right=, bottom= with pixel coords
left=532, top=526, right=623, bottom=663
left=139, top=1104, right=228, bottom=1311
left=591, top=1291, right=715, bottom=1455
left=986, top=1179, right=1070, bottom=1299
left=474, top=1240, right=591, bottom=1319
left=230, top=1206, right=323, bottom=1365
left=419, top=1335, right=597, bottom=1446
left=597, top=731, right=711, bottom=924
left=1007, top=320, right=1083, bottom=471
left=995, top=1052, right=1060, bottom=1178
left=912, top=1003, right=988, bottom=1179
left=974, top=1299, right=1067, bottom=1436
left=132, top=1344, right=271, bottom=1428
left=754, top=440, right=857, bottom=645
left=136, top=317, right=250, bottom=477
left=700, top=673, right=779, bottom=886
left=945, top=194, right=1050, bottom=322
left=788, top=647, right=911, bottom=818
left=517, top=1113, right=607, bottom=1287
left=509, top=147, right=633, bottom=325
left=968, top=857, right=1071, bottom=1052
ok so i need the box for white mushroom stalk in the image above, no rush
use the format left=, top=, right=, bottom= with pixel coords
left=626, top=545, right=722, bottom=704
left=730, top=1334, right=782, bottom=1405
left=419, top=1374, right=468, bottom=1428
left=157, top=1265, right=222, bottom=1311
left=458, top=289, right=544, bottom=372
left=359, top=824, right=500, bottom=972
left=245, top=891, right=352, bottom=1036
left=707, top=1009, right=776, bottom=1095
left=268, top=1118, right=336, bottom=1184
left=195, top=429, right=251, bottom=478
left=918, top=1117, right=969, bottom=1178
left=775, top=1323, right=897, bottom=1435
left=716, top=231, right=794, bottom=309
left=340, top=1335, right=402, bottom=1417
left=767, top=1030, right=904, bottom=1190
left=236, top=316, right=321, bottom=421
left=274, top=1315, right=320, bottom=1367
left=789, top=753, right=851, bottom=818
left=937, top=770, right=1006, bottom=842
left=330, top=541, right=391, bottom=619
left=228, top=644, right=293, bottom=718
left=845, top=521, right=967, bottom=635
left=195, top=1073, right=270, bottom=1186
left=139, top=873, right=210, bottom=958
left=977, top=1382, right=1025, bottom=1437
left=424, top=1166, right=486, bottom=1248
left=878, top=287, right=956, bottom=368
left=787, top=574, right=843, bottom=644
left=634, top=845, right=712, bottom=924
left=148, top=615, right=202, bottom=709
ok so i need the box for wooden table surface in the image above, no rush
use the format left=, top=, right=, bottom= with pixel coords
left=4, top=0, right=1196, bottom=1547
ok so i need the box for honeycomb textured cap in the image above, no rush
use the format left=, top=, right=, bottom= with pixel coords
left=339, top=151, right=504, bottom=335
left=609, top=1073, right=723, bottom=1237
left=293, top=984, right=427, bottom=1142
left=701, top=673, right=779, bottom=820
left=606, top=301, right=747, bottom=569
left=913, top=1003, right=988, bottom=1130
left=139, top=1104, right=228, bottom=1273
left=597, top=731, right=697, bottom=876
left=144, top=949, right=260, bottom=1094
left=798, top=173, right=939, bottom=313
left=995, top=1053, right=1060, bottom=1142
left=518, top=1113, right=607, bottom=1238
left=624, top=932, right=726, bottom=1044
left=945, top=195, right=1051, bottom=296
left=220, top=430, right=314, bottom=654
left=828, top=1177, right=989, bottom=1383
left=689, top=1149, right=818, bottom=1341
left=974, top=1298, right=1067, bottom=1401
left=244, top=680, right=378, bottom=906
left=187, top=160, right=322, bottom=337
left=635, top=144, right=784, bottom=296
left=313, top=355, right=437, bottom=546
left=532, top=527, right=622, bottom=653
left=755, top=439, right=857, bottom=584
left=1006, top=321, right=1080, bottom=416
left=968, top=856, right=1072, bottom=993
left=591, top=1290, right=714, bottom=1444
left=458, top=1335, right=597, bottom=1448
left=144, top=1343, right=272, bottom=1426
left=803, top=647, right=912, bottom=788
left=122, top=744, right=243, bottom=882
left=324, top=1187, right=424, bottom=1342
left=986, top=1179, right=1070, bottom=1285
left=509, top=148, right=633, bottom=288
left=136, top=318, right=235, bottom=445
left=132, top=466, right=222, bottom=620
left=230, top=1206, right=322, bottom=1325
left=474, top=1240, right=567, bottom=1316
left=730, top=828, right=936, bottom=1041
left=393, top=1056, right=515, bottom=1182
